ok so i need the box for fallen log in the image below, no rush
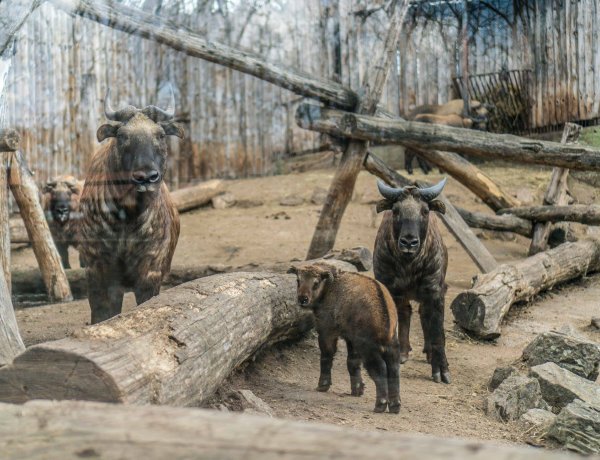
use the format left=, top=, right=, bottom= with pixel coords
left=455, top=207, right=532, bottom=238
left=11, top=256, right=362, bottom=300
left=499, top=205, right=600, bottom=226
left=0, top=400, right=584, bottom=460
left=8, top=152, right=72, bottom=302
left=364, top=152, right=498, bottom=273
left=0, top=272, right=313, bottom=404
left=170, top=179, right=224, bottom=212
left=296, top=103, right=600, bottom=171
left=8, top=218, right=28, bottom=245
left=451, top=238, right=600, bottom=339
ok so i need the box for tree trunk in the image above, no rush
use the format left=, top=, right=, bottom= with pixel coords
left=295, top=103, right=600, bottom=171
left=0, top=265, right=24, bottom=367
left=364, top=152, right=497, bottom=273
left=306, top=0, right=409, bottom=259
left=499, top=204, right=600, bottom=225
left=529, top=123, right=581, bottom=255
left=455, top=207, right=532, bottom=238
left=0, top=399, right=584, bottom=460
left=0, top=155, right=9, bottom=292
left=8, top=152, right=72, bottom=302
left=11, top=258, right=360, bottom=301
left=170, top=179, right=225, bottom=212
left=0, top=272, right=313, bottom=404
left=451, top=238, right=600, bottom=339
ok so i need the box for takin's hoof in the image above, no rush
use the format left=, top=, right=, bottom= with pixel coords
left=316, top=384, right=331, bottom=392
left=388, top=401, right=401, bottom=414
left=373, top=399, right=388, bottom=413
left=432, top=371, right=451, bottom=384
left=351, top=382, right=365, bottom=397
left=399, top=353, right=410, bottom=364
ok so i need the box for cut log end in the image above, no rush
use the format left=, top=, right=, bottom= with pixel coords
left=450, top=292, right=500, bottom=340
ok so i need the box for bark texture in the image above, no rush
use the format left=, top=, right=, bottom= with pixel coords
left=455, top=207, right=532, bottom=238
left=0, top=268, right=25, bottom=367
left=499, top=205, right=600, bottom=225
left=170, top=179, right=224, bottom=212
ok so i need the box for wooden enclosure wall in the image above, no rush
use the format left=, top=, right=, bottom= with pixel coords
left=2, top=0, right=599, bottom=189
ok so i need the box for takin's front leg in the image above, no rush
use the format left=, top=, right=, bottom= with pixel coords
left=56, top=241, right=71, bottom=269
left=394, top=297, right=412, bottom=364
left=134, top=270, right=163, bottom=305
left=316, top=332, right=338, bottom=392
left=87, top=267, right=125, bottom=324
left=421, top=295, right=450, bottom=384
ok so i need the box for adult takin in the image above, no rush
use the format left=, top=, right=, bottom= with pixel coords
left=79, top=88, right=182, bottom=324
left=373, top=178, right=450, bottom=384
left=42, top=174, right=84, bottom=269
left=288, top=263, right=401, bottom=413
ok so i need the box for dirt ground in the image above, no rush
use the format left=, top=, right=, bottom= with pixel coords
left=9, top=156, right=600, bottom=447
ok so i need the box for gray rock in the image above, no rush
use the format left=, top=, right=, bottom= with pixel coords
left=489, top=366, right=519, bottom=391
left=486, top=375, right=548, bottom=421
left=521, top=408, right=556, bottom=430
left=555, top=324, right=587, bottom=341
left=592, top=317, right=600, bottom=330
left=522, top=331, right=600, bottom=380
left=529, top=362, right=600, bottom=410
left=237, top=389, right=274, bottom=417
left=280, top=195, right=304, bottom=207
left=548, top=399, right=600, bottom=454
left=310, top=187, right=328, bottom=205
left=212, top=192, right=236, bottom=209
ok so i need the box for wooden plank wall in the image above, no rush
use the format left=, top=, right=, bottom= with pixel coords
left=1, top=0, right=599, bottom=189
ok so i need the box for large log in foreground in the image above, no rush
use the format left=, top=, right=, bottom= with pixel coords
left=0, top=272, right=312, bottom=404
left=451, top=238, right=600, bottom=339
left=0, top=400, right=584, bottom=460
left=8, top=152, right=72, bottom=302
left=296, top=103, right=600, bottom=171
left=499, top=204, right=600, bottom=225
left=455, top=207, right=533, bottom=238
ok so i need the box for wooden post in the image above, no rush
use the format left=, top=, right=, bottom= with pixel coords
left=8, top=151, right=72, bottom=302
left=364, top=152, right=497, bottom=273
left=529, top=123, right=581, bottom=255
left=0, top=266, right=24, bottom=366
left=306, top=0, right=410, bottom=259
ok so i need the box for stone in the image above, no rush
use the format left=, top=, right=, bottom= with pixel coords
left=521, top=408, right=556, bottom=430
left=529, top=362, right=600, bottom=410
left=592, top=317, right=600, bottom=330
left=486, top=375, right=548, bottom=422
left=548, top=399, right=600, bottom=454
left=310, top=187, right=328, bottom=205
left=280, top=195, right=304, bottom=207
left=237, top=389, right=274, bottom=417
left=489, top=366, right=519, bottom=391
left=522, top=331, right=600, bottom=380
left=212, top=192, right=237, bottom=209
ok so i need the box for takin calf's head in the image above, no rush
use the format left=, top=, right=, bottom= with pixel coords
left=376, top=178, right=447, bottom=257
left=96, top=86, right=184, bottom=193
left=43, top=175, right=81, bottom=225
left=287, top=263, right=338, bottom=309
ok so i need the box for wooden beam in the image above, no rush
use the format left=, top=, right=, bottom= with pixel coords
left=455, top=207, right=533, bottom=238
left=0, top=399, right=585, bottom=460
left=0, top=263, right=24, bottom=367
left=296, top=103, right=600, bottom=171
left=364, top=152, right=498, bottom=273
left=498, top=204, right=600, bottom=225
left=0, top=272, right=313, bottom=405
left=306, top=0, right=409, bottom=259
left=0, top=130, right=18, bottom=291
left=529, top=123, right=581, bottom=255
left=451, top=238, right=600, bottom=339
left=8, top=151, right=72, bottom=302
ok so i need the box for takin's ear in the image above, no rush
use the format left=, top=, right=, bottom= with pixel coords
left=161, top=121, right=185, bottom=139
left=428, top=199, right=446, bottom=215
left=319, top=265, right=338, bottom=281
left=286, top=266, right=298, bottom=275
left=43, top=182, right=56, bottom=194
left=96, top=124, right=120, bottom=142
left=375, top=199, right=394, bottom=214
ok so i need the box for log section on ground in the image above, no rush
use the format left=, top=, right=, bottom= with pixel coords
left=0, top=268, right=24, bottom=367
left=169, top=179, right=224, bottom=212
left=0, top=272, right=313, bottom=404
left=451, top=238, right=600, bottom=339
left=364, top=152, right=498, bottom=273
left=296, top=103, right=600, bottom=171
left=498, top=204, right=600, bottom=225
left=0, top=400, right=585, bottom=460
left=11, top=256, right=362, bottom=301
left=455, top=207, right=532, bottom=238
left=8, top=152, right=72, bottom=302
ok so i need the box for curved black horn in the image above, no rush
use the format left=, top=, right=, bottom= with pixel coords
left=104, top=88, right=118, bottom=121
left=419, top=177, right=447, bottom=202
left=377, top=180, right=405, bottom=201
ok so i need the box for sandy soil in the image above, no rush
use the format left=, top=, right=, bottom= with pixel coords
left=9, top=159, right=600, bottom=447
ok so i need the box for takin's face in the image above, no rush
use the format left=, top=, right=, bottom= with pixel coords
left=44, top=181, right=78, bottom=225
left=288, top=266, right=332, bottom=309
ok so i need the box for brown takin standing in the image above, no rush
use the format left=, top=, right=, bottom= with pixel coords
left=42, top=175, right=85, bottom=269
left=288, top=263, right=401, bottom=413
left=79, top=88, right=182, bottom=324
left=373, top=178, right=450, bottom=384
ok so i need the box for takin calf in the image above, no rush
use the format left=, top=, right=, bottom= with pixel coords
left=373, top=178, right=450, bottom=384
left=42, top=175, right=85, bottom=269
left=79, top=88, right=182, bottom=324
left=288, top=263, right=401, bottom=413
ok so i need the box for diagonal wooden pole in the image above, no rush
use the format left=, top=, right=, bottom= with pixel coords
left=306, top=0, right=410, bottom=259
